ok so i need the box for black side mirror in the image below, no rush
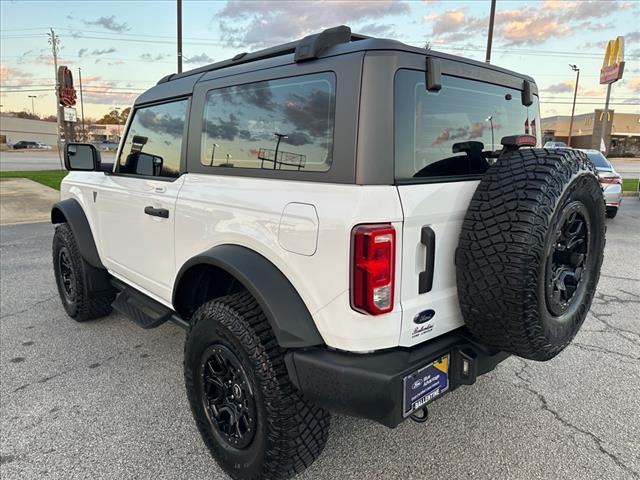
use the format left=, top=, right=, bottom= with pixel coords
left=425, top=57, right=442, bottom=92
left=65, top=143, right=101, bottom=171
left=521, top=80, right=534, bottom=107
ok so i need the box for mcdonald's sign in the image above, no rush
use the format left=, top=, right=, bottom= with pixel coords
left=600, top=36, right=625, bottom=85
left=57, top=66, right=77, bottom=107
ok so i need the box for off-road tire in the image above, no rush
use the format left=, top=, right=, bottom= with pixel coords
left=606, top=207, right=618, bottom=219
left=52, top=223, right=115, bottom=321
left=184, top=292, right=330, bottom=480
left=456, top=148, right=606, bottom=361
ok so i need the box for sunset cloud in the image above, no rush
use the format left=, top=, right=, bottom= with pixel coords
left=424, top=0, right=631, bottom=46
left=216, top=0, right=410, bottom=48
left=85, top=15, right=130, bottom=33
left=424, top=9, right=466, bottom=35
left=544, top=82, right=575, bottom=94
left=184, top=53, right=214, bottom=64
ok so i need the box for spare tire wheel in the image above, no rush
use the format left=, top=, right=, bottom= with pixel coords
left=455, top=148, right=606, bottom=361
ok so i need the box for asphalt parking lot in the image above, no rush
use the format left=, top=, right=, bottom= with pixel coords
left=1, top=203, right=639, bottom=480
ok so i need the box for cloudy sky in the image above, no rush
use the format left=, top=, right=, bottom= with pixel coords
left=1, top=0, right=638, bottom=119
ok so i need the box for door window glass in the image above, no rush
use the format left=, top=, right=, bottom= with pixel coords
left=118, top=99, right=188, bottom=178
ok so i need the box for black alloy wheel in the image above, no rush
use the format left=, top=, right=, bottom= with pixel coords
left=58, top=246, right=77, bottom=304
left=200, top=344, right=257, bottom=449
left=545, top=201, right=591, bottom=316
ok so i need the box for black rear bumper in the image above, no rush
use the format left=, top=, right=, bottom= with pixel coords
left=285, top=329, right=509, bottom=428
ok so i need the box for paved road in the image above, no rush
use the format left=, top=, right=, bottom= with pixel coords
left=610, top=157, right=640, bottom=179
left=1, top=204, right=639, bottom=480
left=0, top=151, right=116, bottom=171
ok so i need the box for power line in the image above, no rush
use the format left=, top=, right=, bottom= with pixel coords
left=2, top=29, right=638, bottom=60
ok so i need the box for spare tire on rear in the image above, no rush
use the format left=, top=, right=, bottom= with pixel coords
left=455, top=148, right=606, bottom=361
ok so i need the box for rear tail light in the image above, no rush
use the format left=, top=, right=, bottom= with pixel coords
left=599, top=175, right=622, bottom=185
left=351, top=224, right=396, bottom=315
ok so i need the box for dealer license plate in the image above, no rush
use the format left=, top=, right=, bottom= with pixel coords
left=402, top=354, right=450, bottom=417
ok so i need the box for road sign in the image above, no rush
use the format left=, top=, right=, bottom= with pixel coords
left=63, top=107, right=77, bottom=122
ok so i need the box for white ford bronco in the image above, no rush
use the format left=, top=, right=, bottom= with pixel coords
left=51, top=26, right=606, bottom=480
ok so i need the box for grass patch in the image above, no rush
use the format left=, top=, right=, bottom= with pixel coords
left=623, top=178, right=639, bottom=193
left=0, top=170, right=68, bottom=190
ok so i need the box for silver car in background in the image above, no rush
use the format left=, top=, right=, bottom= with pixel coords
left=579, top=149, right=622, bottom=219
left=544, top=141, right=567, bottom=149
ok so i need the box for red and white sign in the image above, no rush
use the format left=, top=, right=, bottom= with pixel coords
left=58, top=66, right=77, bottom=107
left=600, top=37, right=625, bottom=85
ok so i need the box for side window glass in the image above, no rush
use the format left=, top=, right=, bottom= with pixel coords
left=200, top=73, right=336, bottom=172
left=118, top=99, right=188, bottom=178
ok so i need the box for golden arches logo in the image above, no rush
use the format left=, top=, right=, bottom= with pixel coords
left=600, top=36, right=625, bottom=85
left=602, top=36, right=624, bottom=69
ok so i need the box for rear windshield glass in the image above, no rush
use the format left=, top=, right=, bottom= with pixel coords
left=395, top=69, right=540, bottom=181
left=585, top=151, right=610, bottom=169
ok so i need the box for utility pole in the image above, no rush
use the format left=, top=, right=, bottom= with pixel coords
left=28, top=95, right=37, bottom=116
left=177, top=0, right=183, bottom=73
left=78, top=67, right=86, bottom=141
left=567, top=64, right=580, bottom=148
left=47, top=28, right=63, bottom=167
left=273, top=133, right=288, bottom=170
left=486, top=115, right=494, bottom=151
left=209, top=143, right=220, bottom=166
left=485, top=0, right=497, bottom=63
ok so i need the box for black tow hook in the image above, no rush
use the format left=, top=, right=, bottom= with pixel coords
left=410, top=406, right=429, bottom=424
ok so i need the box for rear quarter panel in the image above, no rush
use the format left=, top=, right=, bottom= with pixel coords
left=174, top=175, right=404, bottom=352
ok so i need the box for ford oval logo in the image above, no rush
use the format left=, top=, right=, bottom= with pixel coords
left=413, top=309, right=435, bottom=324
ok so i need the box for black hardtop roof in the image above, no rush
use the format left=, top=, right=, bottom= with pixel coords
left=137, top=25, right=534, bottom=105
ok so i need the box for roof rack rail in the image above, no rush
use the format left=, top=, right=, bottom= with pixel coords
left=294, top=25, right=353, bottom=62
left=158, top=25, right=365, bottom=85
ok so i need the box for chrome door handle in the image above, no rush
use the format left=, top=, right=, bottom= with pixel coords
left=154, top=186, right=166, bottom=193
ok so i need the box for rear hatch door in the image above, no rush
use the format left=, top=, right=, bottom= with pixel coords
left=394, top=68, right=540, bottom=347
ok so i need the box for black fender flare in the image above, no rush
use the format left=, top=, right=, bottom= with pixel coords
left=173, top=245, right=325, bottom=349
left=51, top=198, right=105, bottom=270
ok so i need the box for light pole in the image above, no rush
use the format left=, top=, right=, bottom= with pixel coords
left=485, top=0, right=497, bottom=63
left=273, top=132, right=288, bottom=169
left=485, top=115, right=495, bottom=151
left=177, top=0, right=183, bottom=73
left=78, top=67, right=86, bottom=141
left=28, top=95, right=37, bottom=116
left=567, top=64, right=580, bottom=148
left=209, top=143, right=220, bottom=166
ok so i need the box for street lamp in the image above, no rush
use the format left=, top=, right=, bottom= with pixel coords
left=209, top=143, right=220, bottom=166
left=485, top=115, right=495, bottom=151
left=28, top=95, right=37, bottom=116
left=568, top=64, right=580, bottom=148
left=272, top=132, right=288, bottom=170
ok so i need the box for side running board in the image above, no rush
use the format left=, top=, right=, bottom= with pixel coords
left=111, top=279, right=188, bottom=330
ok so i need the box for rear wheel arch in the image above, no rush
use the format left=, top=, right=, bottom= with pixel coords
left=173, top=245, right=325, bottom=349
